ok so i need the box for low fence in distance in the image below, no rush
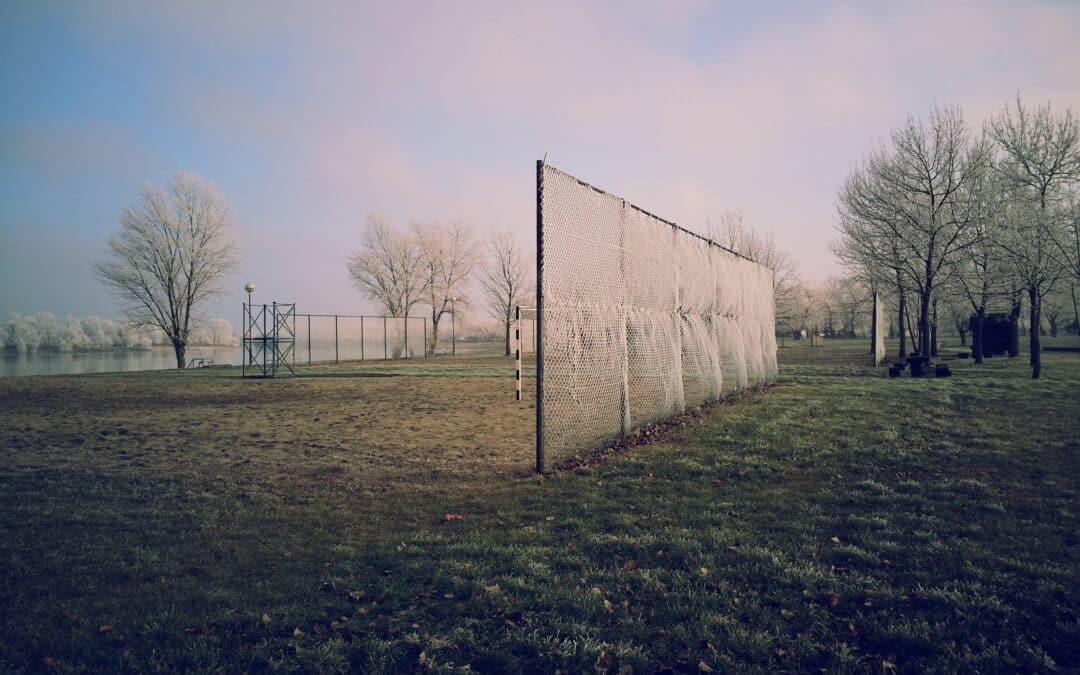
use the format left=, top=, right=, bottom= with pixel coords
left=295, top=315, right=427, bottom=365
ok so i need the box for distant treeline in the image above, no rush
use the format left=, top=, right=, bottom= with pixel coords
left=1, top=314, right=236, bottom=353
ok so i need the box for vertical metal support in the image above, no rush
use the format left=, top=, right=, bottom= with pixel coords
left=262, top=304, right=268, bottom=373
left=384, top=316, right=388, bottom=360
left=404, top=315, right=409, bottom=359
left=515, top=306, right=522, bottom=401
left=241, top=302, right=246, bottom=377
left=423, top=318, right=428, bottom=358
left=334, top=315, right=339, bottom=364
left=307, top=314, right=312, bottom=366
left=360, top=316, right=365, bottom=362
left=618, top=201, right=630, bottom=435
left=535, top=159, right=545, bottom=474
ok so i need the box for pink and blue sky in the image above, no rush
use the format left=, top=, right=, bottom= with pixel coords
left=1, top=1, right=1078, bottom=325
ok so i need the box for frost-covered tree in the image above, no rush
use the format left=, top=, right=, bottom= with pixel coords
left=415, top=221, right=478, bottom=355
left=479, top=231, right=533, bottom=356
left=96, top=172, right=239, bottom=369
left=990, top=95, right=1079, bottom=378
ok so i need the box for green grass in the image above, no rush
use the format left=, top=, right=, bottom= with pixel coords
left=1, top=341, right=1077, bottom=672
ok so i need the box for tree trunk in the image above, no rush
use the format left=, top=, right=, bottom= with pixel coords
left=430, top=314, right=440, bottom=355
left=504, top=320, right=511, bottom=356
left=1048, top=316, right=1058, bottom=338
left=1029, top=288, right=1041, bottom=379
left=173, top=340, right=187, bottom=369
left=930, top=299, right=938, bottom=357
left=897, top=292, right=907, bottom=359
left=972, top=308, right=985, bottom=364
left=869, top=292, right=877, bottom=355
left=918, top=291, right=932, bottom=357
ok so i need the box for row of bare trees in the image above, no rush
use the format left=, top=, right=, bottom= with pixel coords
left=345, top=217, right=532, bottom=355
left=834, top=96, right=1080, bottom=378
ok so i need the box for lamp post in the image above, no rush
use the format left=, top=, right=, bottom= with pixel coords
left=244, top=282, right=255, bottom=311
left=451, top=297, right=459, bottom=357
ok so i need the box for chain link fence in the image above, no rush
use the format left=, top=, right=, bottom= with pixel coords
left=536, top=163, right=778, bottom=471
left=294, top=315, right=427, bottom=364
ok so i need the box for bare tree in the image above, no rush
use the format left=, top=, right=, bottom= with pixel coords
left=479, top=231, right=533, bottom=356
left=948, top=167, right=1014, bottom=363
left=838, top=105, right=987, bottom=358
left=990, top=95, right=1079, bottom=378
left=707, top=209, right=801, bottom=329
left=95, top=172, right=238, bottom=369
left=414, top=221, right=478, bottom=355
left=347, top=215, right=429, bottom=355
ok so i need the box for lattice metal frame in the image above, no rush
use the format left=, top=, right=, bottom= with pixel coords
left=242, top=302, right=296, bottom=377
left=535, top=161, right=778, bottom=472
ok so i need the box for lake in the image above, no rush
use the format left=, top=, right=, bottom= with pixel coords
left=1, top=340, right=510, bottom=377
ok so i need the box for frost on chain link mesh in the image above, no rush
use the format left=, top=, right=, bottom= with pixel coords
left=539, top=165, right=778, bottom=465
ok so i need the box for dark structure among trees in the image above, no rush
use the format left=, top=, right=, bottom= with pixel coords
left=970, top=313, right=1018, bottom=358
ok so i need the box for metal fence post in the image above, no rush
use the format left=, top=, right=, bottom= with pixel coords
left=423, top=318, right=428, bottom=358
left=334, top=315, right=339, bottom=364
left=360, top=316, right=365, bottom=362
left=307, top=314, right=312, bottom=366
left=535, top=159, right=545, bottom=474
left=404, top=315, right=409, bottom=359
left=384, top=316, right=388, bottom=360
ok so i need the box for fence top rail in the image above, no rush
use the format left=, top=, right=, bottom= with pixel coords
left=298, top=314, right=426, bottom=320
left=539, top=161, right=768, bottom=270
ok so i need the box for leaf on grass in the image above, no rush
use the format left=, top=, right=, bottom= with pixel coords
left=594, top=650, right=616, bottom=672
left=292, top=627, right=303, bottom=637
left=444, top=514, right=465, bottom=521
left=781, top=609, right=796, bottom=620
left=98, top=624, right=113, bottom=634
left=261, top=613, right=271, bottom=624
left=603, top=599, right=615, bottom=613
left=830, top=536, right=841, bottom=543
left=700, top=567, right=710, bottom=576
left=484, top=584, right=501, bottom=595
left=698, top=660, right=715, bottom=672
left=882, top=659, right=898, bottom=673
left=349, top=590, right=366, bottom=600
left=545, top=516, right=555, bottom=522
left=774, top=648, right=787, bottom=658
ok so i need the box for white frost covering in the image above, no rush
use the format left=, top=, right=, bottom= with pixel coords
left=540, top=165, right=777, bottom=463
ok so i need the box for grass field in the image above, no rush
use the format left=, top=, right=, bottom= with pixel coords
left=1, top=341, right=1077, bottom=672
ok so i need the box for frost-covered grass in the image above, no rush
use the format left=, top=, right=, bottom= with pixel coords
left=1, top=342, right=1077, bottom=672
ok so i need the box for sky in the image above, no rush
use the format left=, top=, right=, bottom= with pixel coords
left=1, top=0, right=1078, bottom=328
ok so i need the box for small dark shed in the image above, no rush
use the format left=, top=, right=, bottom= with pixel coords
left=970, top=313, right=1018, bottom=357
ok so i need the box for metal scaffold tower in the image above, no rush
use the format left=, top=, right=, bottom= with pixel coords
left=242, top=300, right=296, bottom=378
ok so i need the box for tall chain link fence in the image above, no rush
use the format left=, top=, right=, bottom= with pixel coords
left=536, top=163, right=778, bottom=470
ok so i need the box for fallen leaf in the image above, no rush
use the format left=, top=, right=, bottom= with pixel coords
left=774, top=648, right=787, bottom=657
left=261, top=613, right=271, bottom=624
left=848, top=621, right=857, bottom=633
left=98, top=624, right=113, bottom=634
left=830, top=536, right=841, bottom=544
left=594, top=650, right=616, bottom=672
left=484, top=584, right=501, bottom=595
left=698, top=659, right=715, bottom=672
left=781, top=609, right=796, bottom=620
left=882, top=659, right=898, bottom=673
left=444, top=514, right=465, bottom=521
left=292, top=627, right=303, bottom=637
left=591, top=587, right=603, bottom=595
left=700, top=567, right=710, bottom=576
left=348, top=591, right=366, bottom=600
left=545, top=516, right=555, bottom=522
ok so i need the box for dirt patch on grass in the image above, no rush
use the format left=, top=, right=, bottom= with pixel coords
left=0, top=372, right=535, bottom=492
